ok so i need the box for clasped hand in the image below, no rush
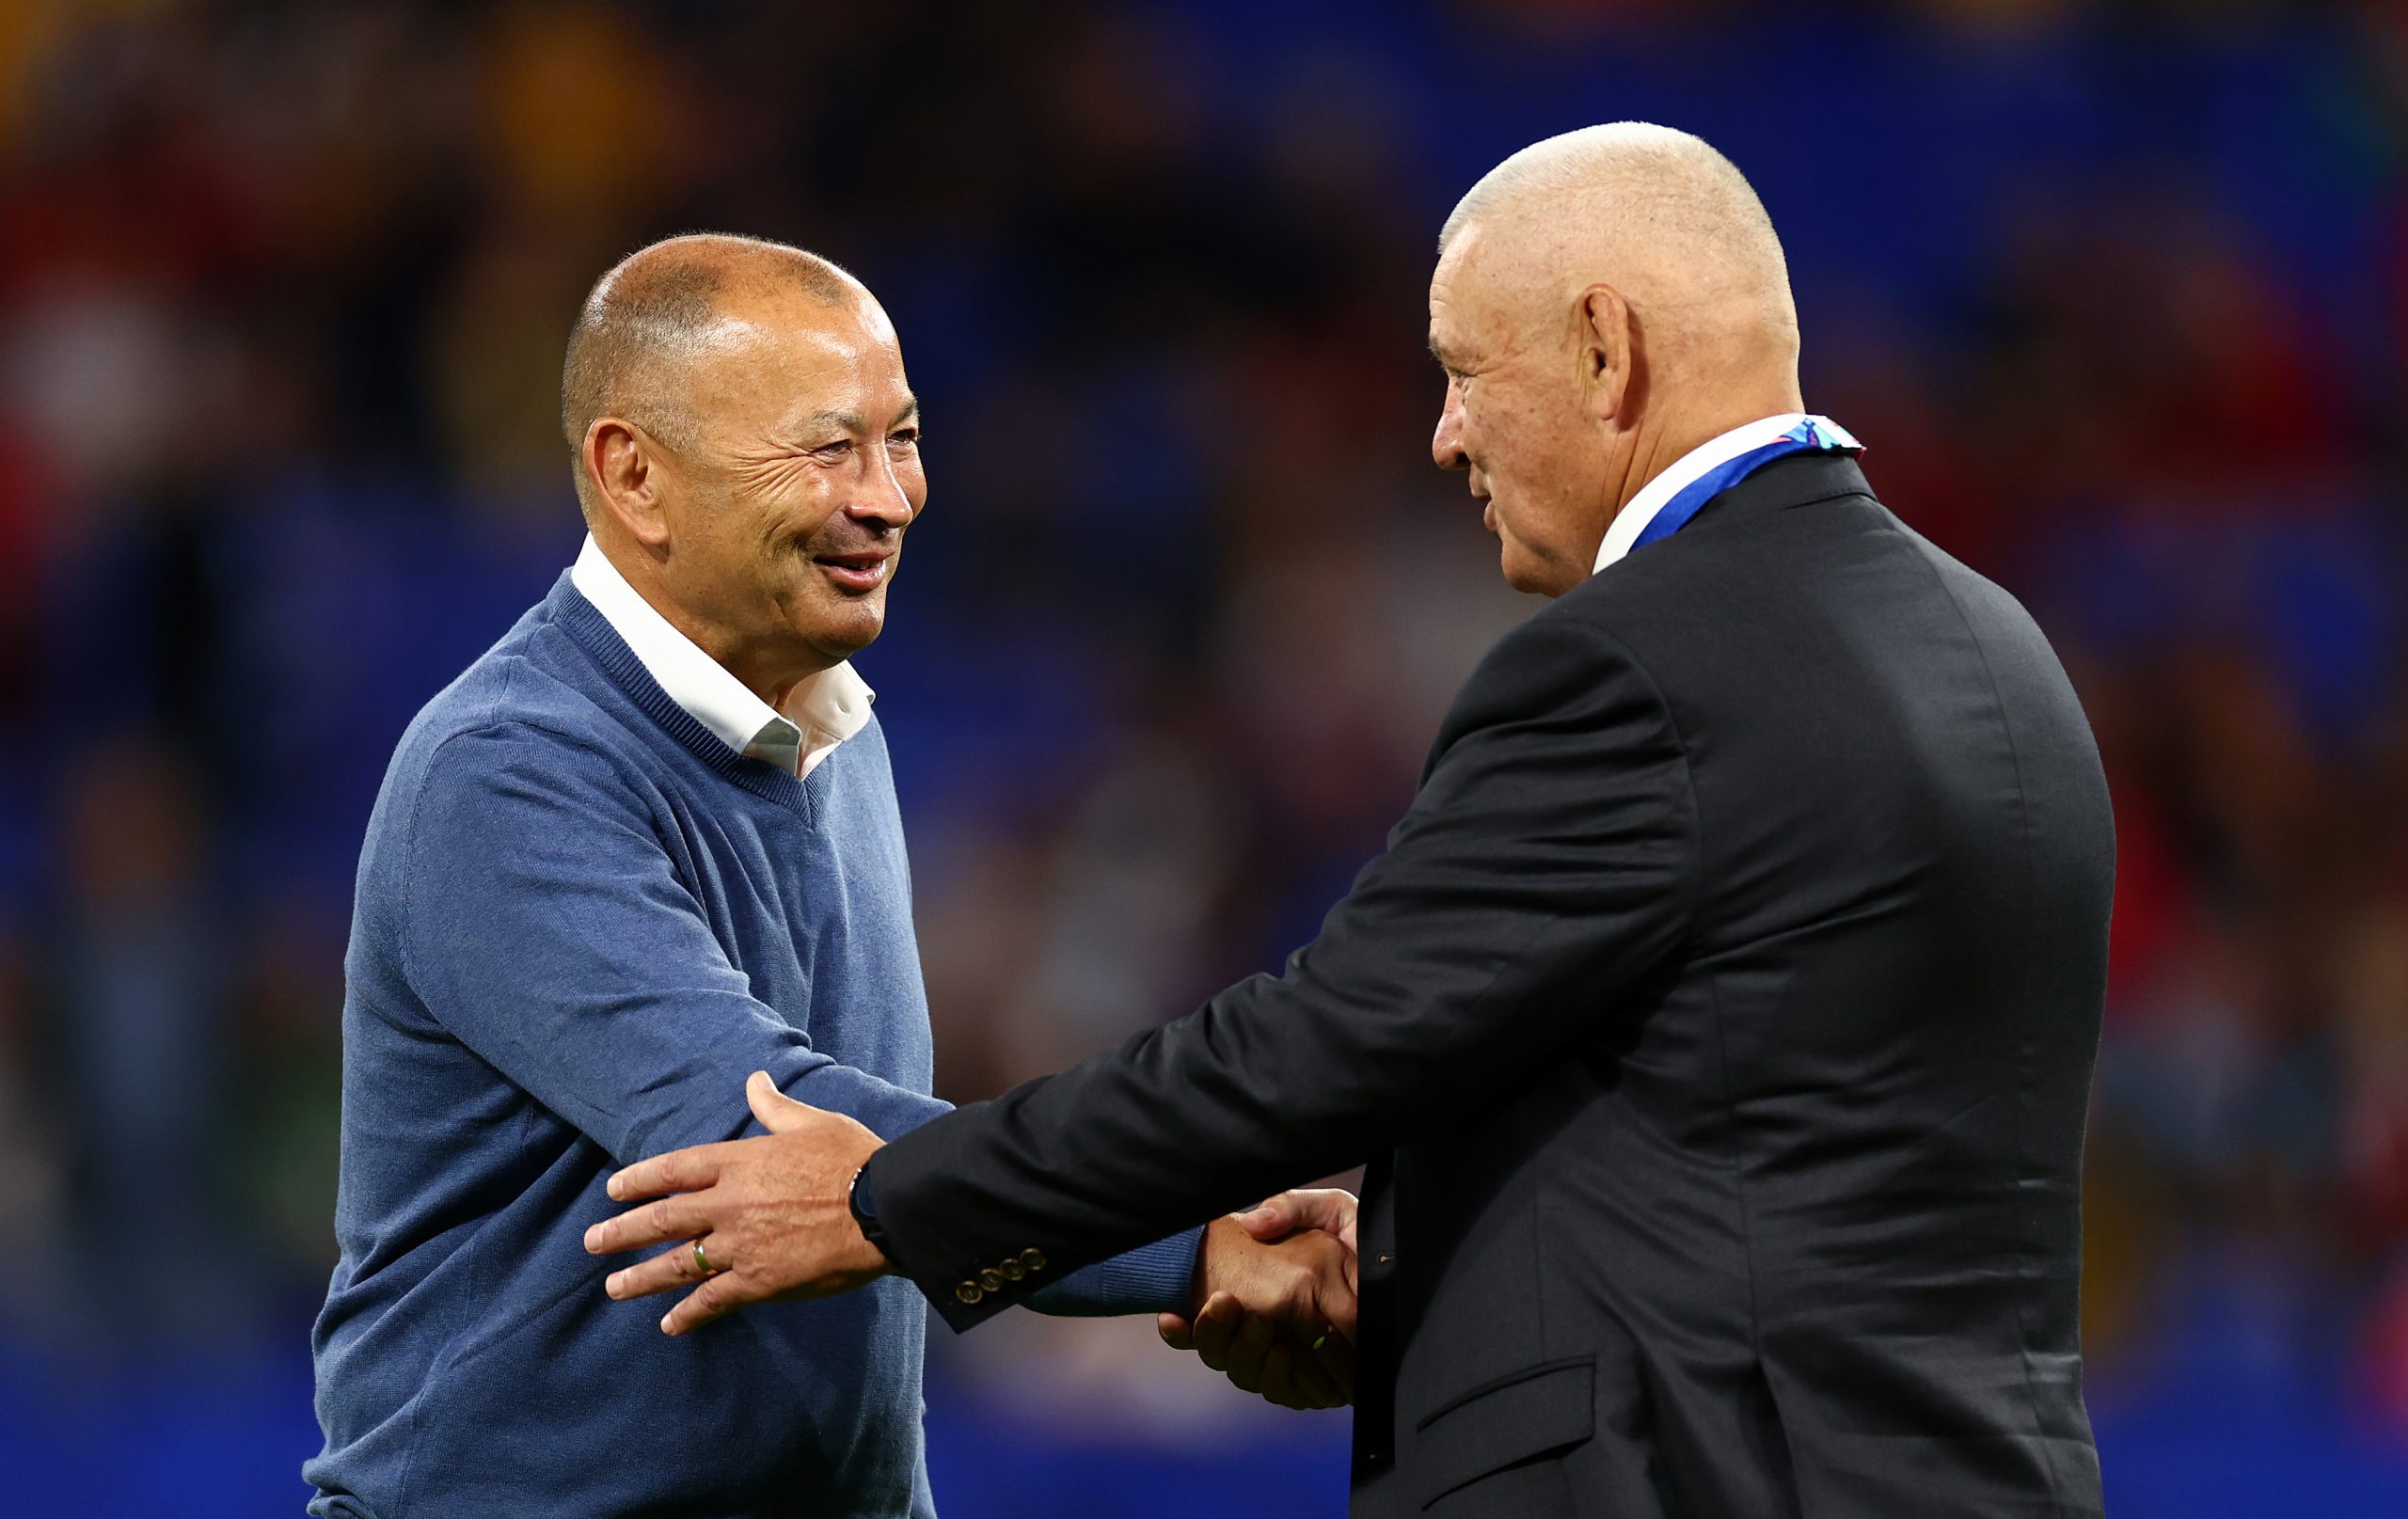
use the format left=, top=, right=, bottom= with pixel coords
left=582, top=1072, right=1360, bottom=1411
left=1169, top=1188, right=1360, bottom=1411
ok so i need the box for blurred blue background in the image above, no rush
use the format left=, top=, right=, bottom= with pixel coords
left=0, top=0, right=2403, bottom=1512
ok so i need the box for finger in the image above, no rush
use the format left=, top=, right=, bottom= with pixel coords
left=1256, top=1342, right=1307, bottom=1409
left=746, top=1070, right=815, bottom=1134
left=1157, top=1313, right=1195, bottom=1350
left=1191, top=1293, right=1242, bottom=1371
left=1316, top=1258, right=1360, bottom=1346
left=606, top=1143, right=731, bottom=1204
left=1323, top=1292, right=1358, bottom=1346
left=660, top=1269, right=756, bottom=1337
left=1223, top=1310, right=1275, bottom=1394
left=607, top=1237, right=716, bottom=1301
left=1291, top=1188, right=1360, bottom=1252
left=584, top=1194, right=716, bottom=1256
left=1233, top=1195, right=1298, bottom=1239
left=1237, top=1188, right=1359, bottom=1247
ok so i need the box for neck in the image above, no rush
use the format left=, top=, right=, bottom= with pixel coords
left=599, top=535, right=834, bottom=708
left=1600, top=378, right=1806, bottom=533
left=712, top=632, right=836, bottom=714
left=754, top=661, right=836, bottom=715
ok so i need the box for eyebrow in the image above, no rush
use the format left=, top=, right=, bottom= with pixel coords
left=1427, top=335, right=1458, bottom=368
left=804, top=397, right=920, bottom=435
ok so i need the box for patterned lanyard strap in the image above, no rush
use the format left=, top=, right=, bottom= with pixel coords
left=1630, top=415, right=1864, bottom=552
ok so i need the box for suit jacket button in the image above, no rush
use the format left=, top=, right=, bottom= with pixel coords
left=955, top=1282, right=985, bottom=1305
left=978, top=1269, right=1005, bottom=1292
left=999, top=1259, right=1026, bottom=1281
left=1020, top=1248, right=1048, bottom=1273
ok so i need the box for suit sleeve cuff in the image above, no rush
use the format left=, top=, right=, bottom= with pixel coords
left=861, top=1137, right=1208, bottom=1332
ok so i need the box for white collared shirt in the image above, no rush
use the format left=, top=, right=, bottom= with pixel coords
left=1593, top=412, right=1820, bottom=576
left=570, top=534, right=875, bottom=778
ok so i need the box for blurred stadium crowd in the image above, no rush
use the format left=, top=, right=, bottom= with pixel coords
left=0, top=0, right=2403, bottom=1511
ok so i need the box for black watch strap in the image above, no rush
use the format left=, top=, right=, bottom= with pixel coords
left=848, top=1161, right=895, bottom=1264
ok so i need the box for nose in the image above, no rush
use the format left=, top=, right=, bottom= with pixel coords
left=1432, top=379, right=1467, bottom=472
left=849, top=449, right=918, bottom=531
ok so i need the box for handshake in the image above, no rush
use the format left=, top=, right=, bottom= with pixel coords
left=1168, top=1187, right=1360, bottom=1411
left=583, top=1072, right=1360, bottom=1410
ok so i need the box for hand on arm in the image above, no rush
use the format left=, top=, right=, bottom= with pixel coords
left=406, top=726, right=947, bottom=1162
left=1161, top=1189, right=1359, bottom=1411
left=585, top=1072, right=890, bottom=1335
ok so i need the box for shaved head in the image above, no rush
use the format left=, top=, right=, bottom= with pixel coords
left=562, top=233, right=864, bottom=514
left=1427, top=124, right=1807, bottom=595
left=1439, top=121, right=1797, bottom=364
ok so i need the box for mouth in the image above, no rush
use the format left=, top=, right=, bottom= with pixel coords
left=811, top=549, right=893, bottom=594
left=1477, top=496, right=1496, bottom=534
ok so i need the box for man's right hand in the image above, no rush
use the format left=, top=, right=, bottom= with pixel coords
left=1161, top=1189, right=1360, bottom=1411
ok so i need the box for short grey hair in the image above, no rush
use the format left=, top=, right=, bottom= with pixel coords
left=561, top=232, right=860, bottom=486
left=1438, top=122, right=1787, bottom=294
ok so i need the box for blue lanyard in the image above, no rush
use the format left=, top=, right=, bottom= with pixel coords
left=1629, top=416, right=1863, bottom=553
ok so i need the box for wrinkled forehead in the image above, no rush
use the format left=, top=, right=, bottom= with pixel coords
left=1437, top=213, right=1596, bottom=364
left=684, top=291, right=909, bottom=423
left=1429, top=222, right=1521, bottom=353
left=723, top=283, right=896, bottom=362
left=1431, top=221, right=1485, bottom=309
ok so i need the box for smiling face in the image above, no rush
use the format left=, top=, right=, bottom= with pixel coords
left=653, top=291, right=924, bottom=680
left=1427, top=224, right=1619, bottom=596
left=579, top=277, right=927, bottom=701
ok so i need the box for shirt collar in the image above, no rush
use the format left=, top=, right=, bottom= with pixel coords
left=1592, top=412, right=1816, bottom=576
left=569, top=534, right=874, bottom=777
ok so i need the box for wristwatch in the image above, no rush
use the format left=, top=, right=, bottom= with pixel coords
left=848, top=1162, right=895, bottom=1265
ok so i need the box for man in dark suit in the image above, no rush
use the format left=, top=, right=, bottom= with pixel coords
left=587, top=122, right=2114, bottom=1517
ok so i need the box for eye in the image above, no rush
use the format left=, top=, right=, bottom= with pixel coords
left=812, top=439, right=854, bottom=461
left=888, top=427, right=921, bottom=450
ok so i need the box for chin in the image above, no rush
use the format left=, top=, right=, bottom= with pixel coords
left=803, top=594, right=887, bottom=659
left=1497, top=540, right=1576, bottom=597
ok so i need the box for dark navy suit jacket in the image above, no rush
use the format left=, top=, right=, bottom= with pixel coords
left=863, top=454, right=2114, bottom=1518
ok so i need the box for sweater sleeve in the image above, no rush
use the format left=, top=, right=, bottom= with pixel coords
left=401, top=720, right=1204, bottom=1314
left=1022, top=1226, right=1202, bottom=1318
left=400, top=721, right=947, bottom=1163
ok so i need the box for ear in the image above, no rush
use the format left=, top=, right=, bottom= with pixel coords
left=582, top=417, right=673, bottom=549
left=1575, top=283, right=1636, bottom=425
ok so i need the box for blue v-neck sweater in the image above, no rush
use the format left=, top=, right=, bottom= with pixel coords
left=309, top=574, right=1200, bottom=1519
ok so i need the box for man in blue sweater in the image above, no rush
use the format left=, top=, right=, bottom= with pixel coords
left=306, top=234, right=1357, bottom=1518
